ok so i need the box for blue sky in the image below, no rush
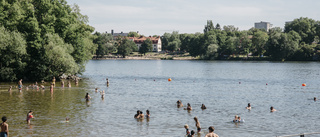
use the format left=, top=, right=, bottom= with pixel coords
left=66, top=0, right=320, bottom=36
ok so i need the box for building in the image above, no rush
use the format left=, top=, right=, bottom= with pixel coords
left=129, top=36, right=162, bottom=52
left=254, top=21, right=272, bottom=32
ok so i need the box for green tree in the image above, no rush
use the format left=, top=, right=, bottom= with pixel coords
left=161, top=32, right=171, bottom=51
left=284, top=17, right=316, bottom=44
left=128, top=31, right=140, bottom=37
left=117, top=38, right=137, bottom=58
left=204, top=20, right=214, bottom=33
left=252, top=30, right=269, bottom=56
left=0, top=27, right=27, bottom=81
left=94, top=32, right=115, bottom=58
left=139, top=38, right=152, bottom=55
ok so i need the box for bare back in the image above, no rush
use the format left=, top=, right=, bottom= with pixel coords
left=0, top=122, right=8, bottom=132
left=205, top=132, right=219, bottom=137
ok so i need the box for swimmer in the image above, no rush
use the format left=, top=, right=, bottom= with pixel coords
left=85, top=93, right=91, bottom=101
left=233, top=115, right=238, bottom=122
left=134, top=110, right=140, bottom=118
left=194, top=117, right=201, bottom=133
left=106, top=78, right=109, bottom=86
left=26, top=111, right=34, bottom=124
left=270, top=106, right=276, bottom=112
left=61, top=80, right=64, bottom=88
left=201, top=104, right=207, bottom=110
left=145, top=110, right=150, bottom=118
left=40, top=85, right=45, bottom=89
left=8, top=86, right=12, bottom=92
left=237, top=116, right=243, bottom=122
left=205, top=126, right=219, bottom=137
left=65, top=117, right=69, bottom=122
left=188, top=130, right=195, bottom=137
left=75, top=78, right=78, bottom=85
left=177, top=100, right=183, bottom=108
left=246, top=103, right=251, bottom=110
left=50, top=83, right=54, bottom=92
left=184, top=124, right=190, bottom=136
left=186, top=103, right=192, bottom=110
left=137, top=111, right=144, bottom=119
left=67, top=81, right=71, bottom=88
left=52, top=77, right=56, bottom=87
left=100, top=90, right=105, bottom=99
left=95, top=88, right=98, bottom=92
left=1, top=116, right=9, bottom=137
left=314, top=97, right=317, bottom=101
left=18, top=79, right=23, bottom=92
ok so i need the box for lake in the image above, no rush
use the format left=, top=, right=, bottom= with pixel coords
left=1, top=60, right=320, bottom=137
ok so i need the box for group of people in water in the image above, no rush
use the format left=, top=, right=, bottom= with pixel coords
left=177, top=100, right=218, bottom=137
left=134, top=110, right=150, bottom=119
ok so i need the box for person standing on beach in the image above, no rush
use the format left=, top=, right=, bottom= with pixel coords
left=194, top=117, right=201, bottom=133
left=26, top=111, right=34, bottom=124
left=205, top=126, right=219, bottom=137
left=0, top=116, right=9, bottom=137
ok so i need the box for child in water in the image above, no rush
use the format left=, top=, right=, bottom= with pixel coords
left=26, top=111, right=34, bottom=124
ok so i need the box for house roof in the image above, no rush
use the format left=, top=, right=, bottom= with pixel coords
left=129, top=36, right=161, bottom=44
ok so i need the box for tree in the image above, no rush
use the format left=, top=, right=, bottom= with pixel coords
left=94, top=32, right=115, bottom=58
left=117, top=38, right=137, bottom=58
left=128, top=31, right=140, bottom=37
left=139, top=38, right=152, bottom=55
left=284, top=17, right=317, bottom=44
left=204, top=20, right=214, bottom=33
left=204, top=44, right=219, bottom=59
left=0, top=27, right=27, bottom=81
left=161, top=32, right=171, bottom=51
left=252, top=30, right=269, bottom=56
left=0, top=0, right=96, bottom=80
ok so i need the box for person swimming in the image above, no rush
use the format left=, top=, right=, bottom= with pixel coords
left=134, top=110, right=140, bottom=118
left=177, top=100, right=183, bottom=108
left=145, top=110, right=150, bottom=118
left=201, top=104, right=207, bottom=109
left=188, top=130, right=195, bottom=137
left=100, top=90, right=105, bottom=99
left=246, top=103, right=251, bottom=110
left=233, top=115, right=238, bottom=122
left=270, top=106, right=276, bottom=112
left=137, top=111, right=144, bottom=119
left=184, top=103, right=192, bottom=110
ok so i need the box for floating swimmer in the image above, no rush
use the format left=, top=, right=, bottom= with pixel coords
left=246, top=103, right=251, bottom=110
left=270, top=106, right=276, bottom=112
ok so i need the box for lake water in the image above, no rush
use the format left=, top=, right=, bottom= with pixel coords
left=1, top=60, right=320, bottom=137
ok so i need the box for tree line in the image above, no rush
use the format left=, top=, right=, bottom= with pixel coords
left=161, top=18, right=320, bottom=61
left=0, top=0, right=96, bottom=81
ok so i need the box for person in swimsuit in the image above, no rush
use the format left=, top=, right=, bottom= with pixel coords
left=145, top=110, right=150, bottom=118
left=95, top=88, right=98, bottom=92
left=186, top=103, right=192, bottom=110
left=61, top=80, right=64, bottom=88
left=106, top=78, right=109, bottom=87
left=246, top=103, right=251, bottom=110
left=18, top=79, right=23, bottom=92
left=194, top=117, right=201, bottom=133
left=233, top=115, right=238, bottom=122
left=188, top=130, right=195, bottom=137
left=134, top=110, right=140, bottom=118
left=177, top=100, right=183, bottom=108
left=184, top=124, right=190, bottom=136
left=205, top=126, right=219, bottom=137
left=50, top=84, right=54, bottom=92
left=8, top=86, right=12, bottom=92
left=67, top=81, right=71, bottom=88
left=314, top=97, right=317, bottom=101
left=100, top=90, right=105, bottom=99
left=270, top=106, right=276, bottom=112
left=52, top=77, right=56, bottom=87
left=0, top=116, right=9, bottom=137
left=75, top=78, right=78, bottom=86
left=201, top=104, right=206, bottom=110
left=26, top=111, right=34, bottom=124
left=137, top=111, right=144, bottom=119
left=85, top=93, right=91, bottom=101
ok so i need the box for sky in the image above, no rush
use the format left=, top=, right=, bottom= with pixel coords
left=66, top=0, right=320, bottom=36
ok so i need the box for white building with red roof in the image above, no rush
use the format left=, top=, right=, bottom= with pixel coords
left=128, top=36, right=162, bottom=52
